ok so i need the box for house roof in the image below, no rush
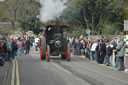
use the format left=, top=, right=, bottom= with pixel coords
left=0, top=22, right=19, bottom=24
left=0, top=22, right=19, bottom=29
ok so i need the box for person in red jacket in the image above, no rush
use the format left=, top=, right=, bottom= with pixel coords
left=0, top=41, right=4, bottom=66
left=0, top=41, right=4, bottom=57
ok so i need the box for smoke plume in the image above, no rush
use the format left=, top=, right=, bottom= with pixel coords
left=39, top=0, right=68, bottom=23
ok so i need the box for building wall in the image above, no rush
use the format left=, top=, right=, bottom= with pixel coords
left=0, top=24, right=12, bottom=29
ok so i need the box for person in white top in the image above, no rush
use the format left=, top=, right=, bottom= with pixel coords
left=91, top=40, right=98, bottom=61
left=34, top=37, right=40, bottom=51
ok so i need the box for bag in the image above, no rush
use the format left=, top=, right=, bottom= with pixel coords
left=12, top=43, right=18, bottom=50
left=108, top=46, right=113, bottom=56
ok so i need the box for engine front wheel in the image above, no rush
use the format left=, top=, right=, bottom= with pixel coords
left=40, top=36, right=46, bottom=60
left=66, top=44, right=71, bottom=61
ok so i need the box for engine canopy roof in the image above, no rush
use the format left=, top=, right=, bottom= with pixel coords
left=45, top=22, right=70, bottom=28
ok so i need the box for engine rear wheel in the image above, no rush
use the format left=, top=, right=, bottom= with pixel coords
left=46, top=45, right=50, bottom=62
left=40, top=36, right=46, bottom=60
left=40, top=39, right=42, bottom=59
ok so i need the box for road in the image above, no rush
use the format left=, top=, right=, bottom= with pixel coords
left=5, top=49, right=128, bottom=85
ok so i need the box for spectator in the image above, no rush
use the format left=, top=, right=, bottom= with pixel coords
left=86, top=40, right=92, bottom=59
left=105, top=43, right=113, bottom=66
left=31, top=36, right=35, bottom=48
left=25, top=37, right=31, bottom=54
left=11, top=39, right=18, bottom=60
left=71, top=37, right=75, bottom=55
left=3, top=41, right=8, bottom=61
left=21, top=39, right=25, bottom=54
left=6, top=39, right=12, bottom=61
left=99, top=39, right=106, bottom=64
left=112, top=41, right=117, bottom=64
left=84, top=38, right=88, bottom=57
left=95, top=39, right=101, bottom=63
left=0, top=41, right=4, bottom=66
left=34, top=36, right=40, bottom=51
left=90, top=40, right=97, bottom=61
left=80, top=40, right=85, bottom=56
left=116, top=39, right=126, bottom=71
left=112, top=41, right=117, bottom=49
left=78, top=39, right=82, bottom=55
left=17, top=39, right=22, bottom=56
left=74, top=39, right=79, bottom=55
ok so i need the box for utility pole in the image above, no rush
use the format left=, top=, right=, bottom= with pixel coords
left=124, top=20, right=128, bottom=44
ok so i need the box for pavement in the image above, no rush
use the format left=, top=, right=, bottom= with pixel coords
left=0, top=61, right=11, bottom=85
left=1, top=49, right=128, bottom=85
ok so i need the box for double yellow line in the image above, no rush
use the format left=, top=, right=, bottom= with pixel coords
left=11, top=58, right=20, bottom=85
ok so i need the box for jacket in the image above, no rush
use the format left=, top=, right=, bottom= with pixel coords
left=106, top=45, right=113, bottom=56
left=6, top=41, right=12, bottom=51
left=116, top=41, right=126, bottom=57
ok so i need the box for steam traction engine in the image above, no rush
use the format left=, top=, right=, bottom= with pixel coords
left=40, top=20, right=71, bottom=62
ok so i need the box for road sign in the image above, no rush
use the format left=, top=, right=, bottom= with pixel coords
left=86, top=29, right=91, bottom=34
left=124, top=20, right=128, bottom=31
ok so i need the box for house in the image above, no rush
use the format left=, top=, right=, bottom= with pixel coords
left=0, top=22, right=19, bottom=29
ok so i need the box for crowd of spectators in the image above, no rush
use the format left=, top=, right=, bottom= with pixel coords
left=68, top=35, right=126, bottom=71
left=0, top=34, right=40, bottom=66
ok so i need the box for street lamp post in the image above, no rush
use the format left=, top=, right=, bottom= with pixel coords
left=86, top=29, right=91, bottom=39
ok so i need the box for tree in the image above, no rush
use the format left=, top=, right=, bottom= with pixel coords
left=62, top=0, right=125, bottom=35
left=125, top=0, right=128, bottom=20
left=19, top=10, right=42, bottom=34
left=0, top=6, right=8, bottom=21
left=2, top=0, right=40, bottom=29
left=2, top=0, right=22, bottom=29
